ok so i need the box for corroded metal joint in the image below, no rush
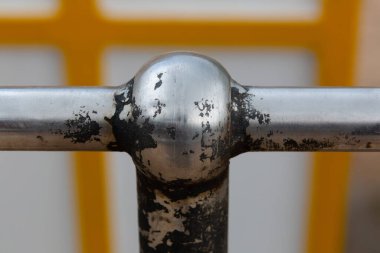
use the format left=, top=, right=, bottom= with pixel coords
left=102, top=52, right=380, bottom=252
left=108, top=53, right=231, bottom=183
left=1, top=52, right=380, bottom=252
left=107, top=53, right=232, bottom=252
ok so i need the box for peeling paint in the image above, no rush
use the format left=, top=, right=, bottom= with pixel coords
left=154, top=73, right=163, bottom=90
left=106, top=78, right=157, bottom=163
left=282, top=138, right=334, bottom=151
left=231, top=85, right=271, bottom=156
left=192, top=132, right=199, bottom=140
left=52, top=109, right=101, bottom=144
left=146, top=190, right=187, bottom=249
left=229, top=85, right=357, bottom=152
left=194, top=99, right=230, bottom=164
left=64, top=110, right=101, bottom=143
left=153, top=99, right=166, bottom=118
left=166, top=127, right=176, bottom=140
left=137, top=168, right=228, bottom=253
left=194, top=99, right=214, bottom=117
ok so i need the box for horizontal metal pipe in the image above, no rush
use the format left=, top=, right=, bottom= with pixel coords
left=232, top=82, right=380, bottom=153
left=0, top=86, right=116, bottom=150
left=0, top=84, right=379, bottom=153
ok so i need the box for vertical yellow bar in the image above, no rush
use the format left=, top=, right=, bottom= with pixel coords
left=307, top=1, right=360, bottom=253
left=64, top=43, right=111, bottom=253
left=60, top=1, right=112, bottom=252
left=57, top=0, right=111, bottom=253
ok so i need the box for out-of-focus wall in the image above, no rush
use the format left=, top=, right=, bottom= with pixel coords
left=346, top=0, right=380, bottom=252
left=0, top=47, right=78, bottom=253
left=99, top=0, right=320, bottom=19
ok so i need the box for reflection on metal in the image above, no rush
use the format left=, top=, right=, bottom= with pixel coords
left=0, top=52, right=379, bottom=252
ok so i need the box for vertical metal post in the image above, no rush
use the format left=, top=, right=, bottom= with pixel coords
left=136, top=167, right=229, bottom=252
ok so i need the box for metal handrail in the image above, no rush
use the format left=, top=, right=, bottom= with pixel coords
left=0, top=52, right=379, bottom=252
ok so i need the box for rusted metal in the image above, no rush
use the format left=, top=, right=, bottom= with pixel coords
left=0, top=52, right=380, bottom=252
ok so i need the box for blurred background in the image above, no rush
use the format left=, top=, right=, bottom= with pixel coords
left=0, top=0, right=377, bottom=252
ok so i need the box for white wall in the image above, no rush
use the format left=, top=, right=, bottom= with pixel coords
left=0, top=47, right=78, bottom=253
left=99, top=0, right=320, bottom=20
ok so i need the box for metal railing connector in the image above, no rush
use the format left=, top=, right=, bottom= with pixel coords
left=0, top=52, right=379, bottom=252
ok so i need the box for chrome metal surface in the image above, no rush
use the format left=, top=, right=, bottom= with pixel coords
left=1, top=52, right=380, bottom=252
left=0, top=86, right=116, bottom=150
left=231, top=82, right=380, bottom=154
left=1, top=52, right=379, bottom=155
left=126, top=53, right=230, bottom=252
left=130, top=52, right=230, bottom=182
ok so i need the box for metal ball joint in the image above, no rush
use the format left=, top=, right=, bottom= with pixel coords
left=104, top=52, right=380, bottom=252
left=110, top=53, right=232, bottom=252
left=1, top=52, right=380, bottom=252
left=114, top=52, right=231, bottom=184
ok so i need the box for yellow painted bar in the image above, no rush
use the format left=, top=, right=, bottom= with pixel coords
left=0, top=19, right=319, bottom=47
left=306, top=1, right=360, bottom=253
left=72, top=152, right=110, bottom=253
left=64, top=46, right=112, bottom=253
left=60, top=1, right=112, bottom=253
